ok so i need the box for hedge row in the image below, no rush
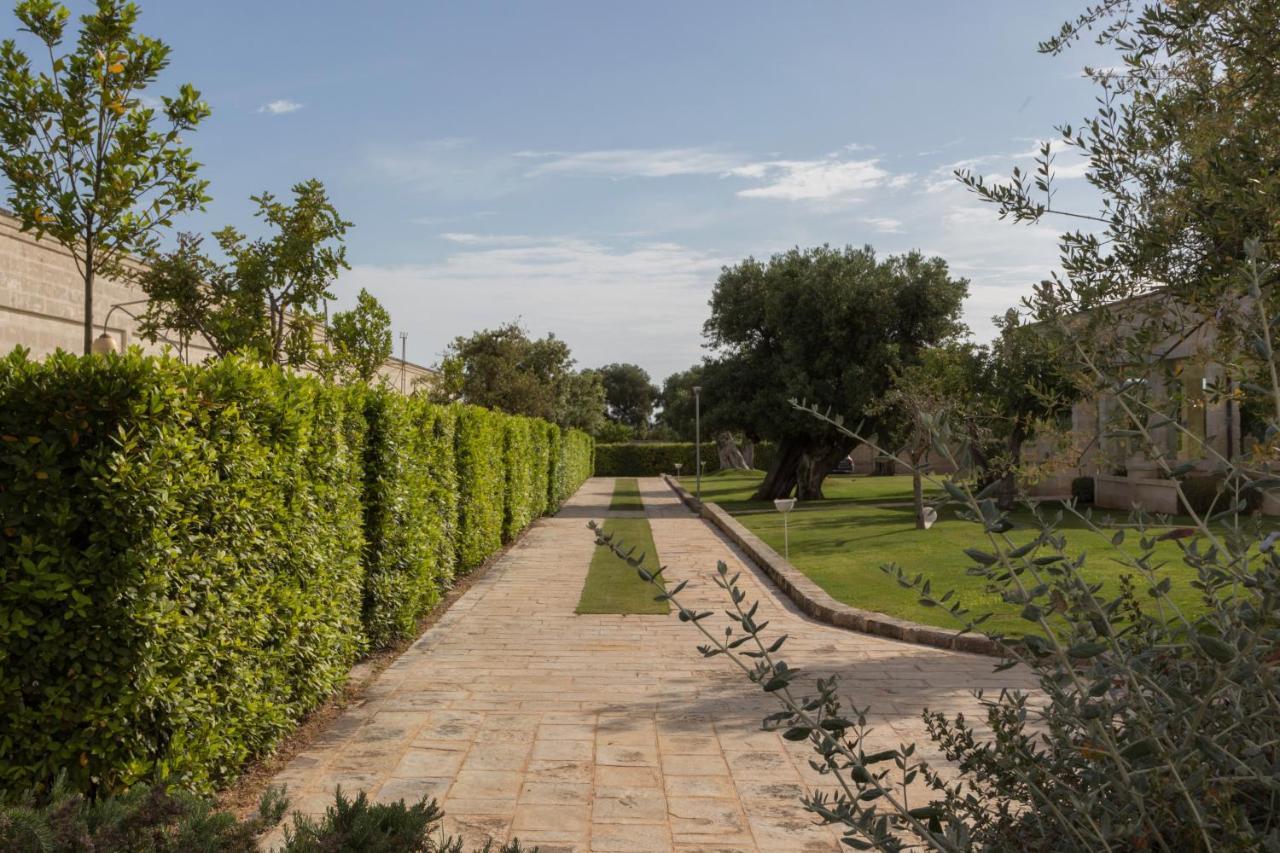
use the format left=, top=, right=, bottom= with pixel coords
left=593, top=441, right=774, bottom=476
left=0, top=350, right=592, bottom=796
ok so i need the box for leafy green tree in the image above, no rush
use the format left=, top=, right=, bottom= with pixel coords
left=878, top=343, right=984, bottom=527
left=704, top=245, right=968, bottom=500
left=138, top=179, right=351, bottom=367
left=598, top=362, right=658, bottom=429
left=0, top=0, right=210, bottom=353
left=325, top=288, right=392, bottom=384
left=557, top=369, right=607, bottom=434
left=656, top=365, right=704, bottom=439
left=433, top=321, right=576, bottom=424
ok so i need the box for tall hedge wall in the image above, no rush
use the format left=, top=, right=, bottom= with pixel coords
left=0, top=350, right=593, bottom=796
left=0, top=351, right=366, bottom=794
left=593, top=442, right=776, bottom=477
left=360, top=391, right=459, bottom=648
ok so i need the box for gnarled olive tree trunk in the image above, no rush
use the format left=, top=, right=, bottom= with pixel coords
left=752, top=438, right=850, bottom=501
left=716, top=431, right=750, bottom=470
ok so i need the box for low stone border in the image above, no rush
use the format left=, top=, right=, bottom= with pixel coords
left=661, top=474, right=1001, bottom=657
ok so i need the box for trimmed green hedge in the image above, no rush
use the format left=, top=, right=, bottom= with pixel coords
left=360, top=391, right=459, bottom=648
left=0, top=350, right=593, bottom=796
left=0, top=351, right=366, bottom=794
left=453, top=404, right=506, bottom=571
left=593, top=442, right=775, bottom=476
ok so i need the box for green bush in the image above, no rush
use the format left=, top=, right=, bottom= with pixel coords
left=594, top=442, right=714, bottom=476
left=452, top=404, right=506, bottom=571
left=0, top=350, right=595, bottom=796
left=594, top=441, right=774, bottom=477
left=560, top=429, right=594, bottom=501
left=501, top=417, right=536, bottom=541
left=0, top=350, right=366, bottom=795
left=360, top=391, right=459, bottom=648
left=1070, top=475, right=1095, bottom=504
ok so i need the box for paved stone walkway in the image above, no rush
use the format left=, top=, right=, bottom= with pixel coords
left=266, top=478, right=1028, bottom=851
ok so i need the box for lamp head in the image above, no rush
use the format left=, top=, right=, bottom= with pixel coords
left=91, top=332, right=119, bottom=355
left=774, top=498, right=796, bottom=514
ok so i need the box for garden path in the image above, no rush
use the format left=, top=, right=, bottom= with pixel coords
left=264, top=477, right=1030, bottom=852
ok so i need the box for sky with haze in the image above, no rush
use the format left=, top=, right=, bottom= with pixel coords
left=69, top=1, right=1112, bottom=380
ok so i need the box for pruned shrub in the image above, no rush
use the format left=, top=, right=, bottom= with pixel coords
left=1070, top=475, right=1094, bottom=504
left=594, top=442, right=716, bottom=476
left=360, top=391, right=459, bottom=648
left=452, top=404, right=506, bottom=570
left=0, top=350, right=366, bottom=794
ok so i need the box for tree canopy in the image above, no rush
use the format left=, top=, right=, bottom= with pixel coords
left=0, top=0, right=210, bottom=353
left=324, top=288, right=393, bottom=385
left=598, top=362, right=658, bottom=429
left=703, top=245, right=969, bottom=499
left=433, top=321, right=605, bottom=430
left=657, top=365, right=704, bottom=440
left=137, top=179, right=350, bottom=368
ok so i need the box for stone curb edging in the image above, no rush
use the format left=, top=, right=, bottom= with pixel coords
left=661, top=474, right=1002, bottom=658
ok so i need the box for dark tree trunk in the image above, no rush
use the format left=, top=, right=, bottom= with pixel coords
left=83, top=252, right=95, bottom=355
left=797, top=444, right=851, bottom=500
left=997, top=427, right=1026, bottom=511
left=912, top=469, right=926, bottom=528
left=752, top=438, right=806, bottom=500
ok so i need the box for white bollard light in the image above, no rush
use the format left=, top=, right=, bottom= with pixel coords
left=774, top=497, right=797, bottom=559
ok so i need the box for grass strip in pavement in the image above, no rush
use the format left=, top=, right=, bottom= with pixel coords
left=609, top=477, right=645, bottom=511
left=577, top=515, right=669, bottom=614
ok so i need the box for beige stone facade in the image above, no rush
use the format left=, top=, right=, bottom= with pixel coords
left=0, top=211, right=435, bottom=390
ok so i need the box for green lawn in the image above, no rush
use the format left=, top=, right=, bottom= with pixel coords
left=577, top=516, right=669, bottom=614
left=609, top=477, right=645, bottom=511
left=702, top=470, right=1264, bottom=636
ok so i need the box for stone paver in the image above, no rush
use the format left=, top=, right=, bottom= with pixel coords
left=265, top=478, right=1030, bottom=851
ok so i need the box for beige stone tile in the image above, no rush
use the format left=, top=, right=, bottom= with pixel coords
left=589, top=821, right=673, bottom=851
left=663, top=774, right=738, bottom=799
left=592, top=792, right=669, bottom=824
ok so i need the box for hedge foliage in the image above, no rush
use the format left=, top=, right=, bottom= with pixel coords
left=360, top=391, right=459, bottom=648
left=0, top=350, right=592, bottom=796
left=594, top=441, right=774, bottom=476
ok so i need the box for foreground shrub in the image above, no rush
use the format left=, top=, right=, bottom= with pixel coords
left=0, top=777, right=531, bottom=853
left=0, top=350, right=366, bottom=795
left=360, top=391, right=460, bottom=648
left=501, top=417, right=539, bottom=541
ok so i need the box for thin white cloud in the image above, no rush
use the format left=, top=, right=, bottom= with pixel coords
left=731, top=157, right=891, bottom=202
left=258, top=99, right=303, bottom=115
left=438, top=232, right=538, bottom=246
left=860, top=216, right=904, bottom=233
left=523, top=147, right=743, bottom=178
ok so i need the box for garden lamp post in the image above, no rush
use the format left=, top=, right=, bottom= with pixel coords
left=674, top=462, right=683, bottom=480
left=774, top=498, right=796, bottom=559
left=693, top=386, right=702, bottom=503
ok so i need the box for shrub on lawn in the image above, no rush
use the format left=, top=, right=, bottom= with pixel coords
left=1070, top=475, right=1094, bottom=504
left=360, top=391, right=460, bottom=648
left=0, top=350, right=366, bottom=795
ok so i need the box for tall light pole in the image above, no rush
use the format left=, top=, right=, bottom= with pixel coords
left=399, top=332, right=408, bottom=394
left=693, top=385, right=702, bottom=503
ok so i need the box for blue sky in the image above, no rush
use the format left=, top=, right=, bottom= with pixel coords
left=95, top=1, right=1106, bottom=378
